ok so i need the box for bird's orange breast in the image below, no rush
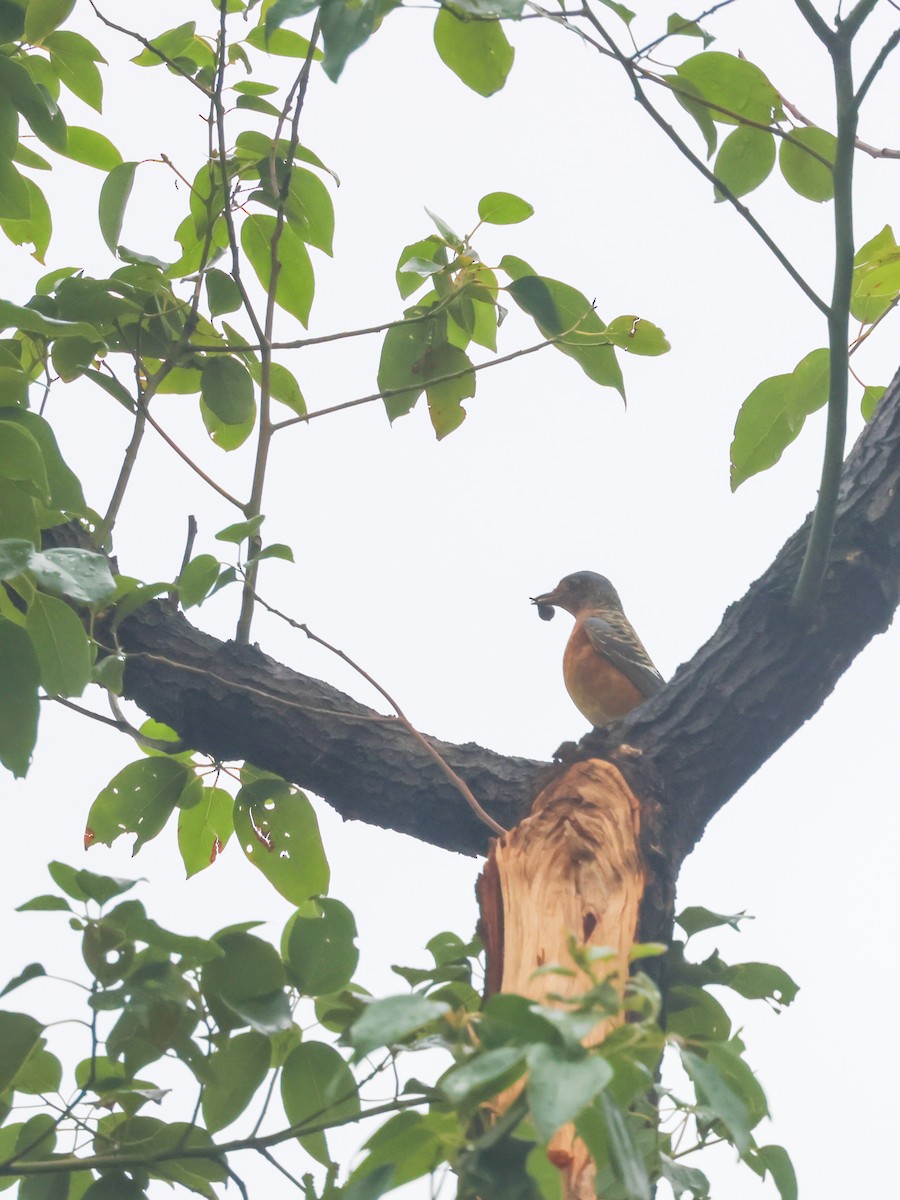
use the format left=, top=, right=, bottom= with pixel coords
left=562, top=623, right=645, bottom=726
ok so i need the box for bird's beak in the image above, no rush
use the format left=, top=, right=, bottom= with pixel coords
left=530, top=589, right=559, bottom=621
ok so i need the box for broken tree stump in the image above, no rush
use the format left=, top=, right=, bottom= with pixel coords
left=477, top=758, right=646, bottom=1199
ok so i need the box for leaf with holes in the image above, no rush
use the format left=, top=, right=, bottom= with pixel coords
left=85, top=758, right=192, bottom=853
left=234, top=778, right=330, bottom=905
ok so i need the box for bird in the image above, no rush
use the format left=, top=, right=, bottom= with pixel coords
left=531, top=571, right=664, bottom=726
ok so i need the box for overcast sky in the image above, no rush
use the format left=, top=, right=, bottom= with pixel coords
left=2, top=0, right=899, bottom=1195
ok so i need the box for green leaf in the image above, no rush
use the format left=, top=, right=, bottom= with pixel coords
left=724, top=961, right=799, bottom=1006
left=676, top=51, right=780, bottom=125
left=206, top=946, right=290, bottom=1029
left=131, top=21, right=196, bottom=66
left=27, top=547, right=116, bottom=604
left=285, top=167, right=334, bottom=255
left=0, top=1011, right=43, bottom=1091
left=44, top=31, right=106, bottom=112
left=665, top=984, right=732, bottom=1041
left=505, top=271, right=624, bottom=396
left=14, top=1043, right=62, bottom=1094
left=201, top=356, right=255, bottom=425
left=396, top=236, right=446, bottom=299
left=319, top=0, right=391, bottom=83
left=199, top=394, right=256, bottom=451
left=62, top=126, right=122, bottom=171
left=350, top=994, right=449, bottom=1058
left=0, top=420, right=49, bottom=501
left=241, top=213, right=314, bottom=326
left=85, top=758, right=191, bottom=852
left=779, top=127, right=836, bottom=202
left=177, top=553, right=220, bottom=609
left=604, top=315, right=670, bottom=356
left=47, top=860, right=138, bottom=904
left=0, top=481, right=39, bottom=544
left=285, top=898, right=359, bottom=996
left=0, top=616, right=39, bottom=776
left=245, top=23, right=323, bottom=61
left=676, top=906, right=750, bottom=936
left=0, top=156, right=31, bottom=219
left=681, top=1048, right=752, bottom=1153
left=0, top=537, right=35, bottom=579
left=0, top=962, right=47, bottom=997
left=659, top=1154, right=710, bottom=1199
left=0, top=299, right=99, bottom=340
left=756, top=1144, right=798, bottom=1200
left=265, top=0, right=319, bottom=33
left=0, top=175, right=50, bottom=261
left=350, top=1111, right=462, bottom=1193
left=98, top=161, right=137, bottom=254
left=0, top=54, right=67, bottom=151
left=262, top=360, right=306, bottom=416
left=24, top=0, right=76, bottom=43
left=25, top=591, right=91, bottom=696
left=203, top=930, right=286, bottom=1004
left=281, top=1041, right=360, bottom=1163
left=377, top=314, right=447, bottom=421
left=440, top=1046, right=526, bottom=1108
left=861, top=384, right=885, bottom=420
left=665, top=74, right=717, bottom=158
left=423, top=342, right=474, bottom=438
left=477, top=191, right=533, bottom=225
left=234, top=778, right=330, bottom=905
left=526, top=1044, right=613, bottom=1140
left=202, top=1031, right=271, bottom=1133
left=666, top=12, right=714, bottom=45
left=215, top=514, right=265, bottom=543
left=433, top=9, right=513, bottom=98
left=178, top=786, right=234, bottom=878
left=0, top=1, right=24, bottom=41
left=730, top=348, right=830, bottom=489
left=595, top=1094, right=651, bottom=1200
left=205, top=268, right=242, bottom=317
left=713, top=125, right=775, bottom=199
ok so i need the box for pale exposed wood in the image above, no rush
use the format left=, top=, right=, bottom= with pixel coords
left=478, top=760, right=646, bottom=1200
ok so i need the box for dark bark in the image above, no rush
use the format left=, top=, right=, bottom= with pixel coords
left=110, top=368, right=900, bottom=877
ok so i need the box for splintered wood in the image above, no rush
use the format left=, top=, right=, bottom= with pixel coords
left=477, top=759, right=646, bottom=1200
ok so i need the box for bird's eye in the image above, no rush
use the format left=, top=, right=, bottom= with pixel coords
left=537, top=604, right=555, bottom=622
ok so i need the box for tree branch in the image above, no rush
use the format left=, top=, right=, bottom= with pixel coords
left=89, top=364, right=900, bottom=872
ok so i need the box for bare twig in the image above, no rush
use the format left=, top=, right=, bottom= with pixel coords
left=272, top=333, right=567, bottom=431
left=246, top=587, right=508, bottom=837
left=780, top=93, right=900, bottom=158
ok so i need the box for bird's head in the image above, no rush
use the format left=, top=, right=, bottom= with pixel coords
left=531, top=571, right=623, bottom=619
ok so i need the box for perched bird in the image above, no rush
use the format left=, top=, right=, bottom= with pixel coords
left=531, top=571, right=664, bottom=726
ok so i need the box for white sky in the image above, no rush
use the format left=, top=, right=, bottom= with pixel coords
left=2, top=0, right=899, bottom=1196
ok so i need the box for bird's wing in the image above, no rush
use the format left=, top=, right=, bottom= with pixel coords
left=582, top=613, right=665, bottom=699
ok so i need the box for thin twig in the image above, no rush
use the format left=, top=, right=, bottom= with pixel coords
left=632, top=0, right=739, bottom=60
left=855, top=24, right=900, bottom=108
left=103, top=403, right=147, bottom=541
left=272, top=333, right=566, bottom=431
left=780, top=93, right=900, bottom=157
left=236, top=16, right=322, bottom=645
left=849, top=294, right=900, bottom=355
left=138, top=402, right=244, bottom=510
left=88, top=3, right=212, bottom=95
left=247, top=587, right=507, bottom=837
left=576, top=5, right=829, bottom=315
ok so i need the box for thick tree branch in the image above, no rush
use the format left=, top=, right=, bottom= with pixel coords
left=106, top=368, right=900, bottom=864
